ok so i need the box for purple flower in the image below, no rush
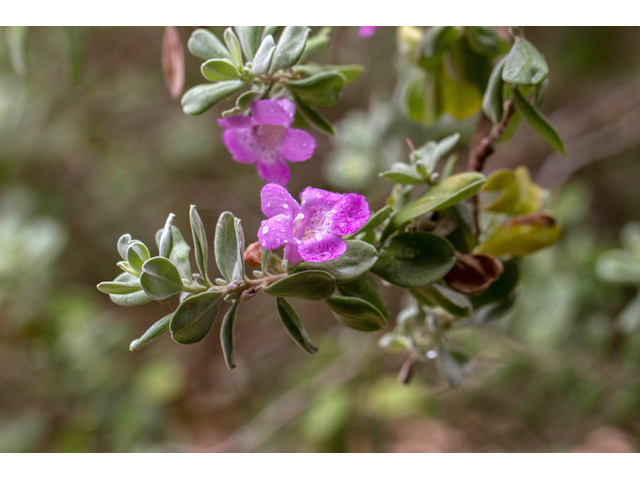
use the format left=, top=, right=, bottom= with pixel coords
left=359, top=26, right=379, bottom=38
left=218, top=98, right=315, bottom=186
left=257, top=184, right=371, bottom=263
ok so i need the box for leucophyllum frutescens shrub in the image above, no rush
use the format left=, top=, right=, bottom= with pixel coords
left=98, top=27, right=566, bottom=388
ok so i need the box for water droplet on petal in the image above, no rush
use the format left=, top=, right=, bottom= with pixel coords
left=262, top=226, right=269, bottom=234
left=283, top=203, right=289, bottom=209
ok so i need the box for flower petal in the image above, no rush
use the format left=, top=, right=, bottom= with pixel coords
left=257, top=215, right=294, bottom=250
left=328, top=193, right=371, bottom=235
left=252, top=99, right=294, bottom=126
left=275, top=97, right=296, bottom=119
left=281, top=127, right=315, bottom=162
left=284, top=242, right=303, bottom=264
left=218, top=115, right=256, bottom=129
left=222, top=128, right=259, bottom=164
left=256, top=152, right=291, bottom=185
left=298, top=233, right=347, bottom=262
left=299, top=187, right=343, bottom=212
left=261, top=184, right=300, bottom=218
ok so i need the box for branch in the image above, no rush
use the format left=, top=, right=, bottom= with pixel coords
left=468, top=96, right=516, bottom=235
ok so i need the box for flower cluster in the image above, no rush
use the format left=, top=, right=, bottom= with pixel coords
left=218, top=98, right=316, bottom=186
left=257, top=184, right=370, bottom=263
left=359, top=26, right=379, bottom=38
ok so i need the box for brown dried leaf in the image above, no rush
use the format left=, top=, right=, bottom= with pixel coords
left=243, top=241, right=262, bottom=268
left=162, top=26, right=185, bottom=99
left=444, top=252, right=504, bottom=295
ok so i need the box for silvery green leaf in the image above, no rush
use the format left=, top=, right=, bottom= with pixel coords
left=502, top=38, right=549, bottom=86
left=117, top=233, right=132, bottom=260
left=159, top=213, right=175, bottom=258
left=126, top=241, right=150, bottom=272
left=251, top=35, right=276, bottom=75
left=263, top=270, right=336, bottom=300
left=223, top=28, right=243, bottom=67
left=181, top=80, right=246, bottom=115
left=188, top=28, right=231, bottom=60
left=201, top=58, right=241, bottom=81
left=170, top=291, right=224, bottom=344
left=117, top=261, right=140, bottom=277
left=140, top=257, right=184, bottom=300
left=220, top=299, right=240, bottom=369
left=97, top=281, right=142, bottom=295
left=189, top=205, right=210, bottom=283
left=324, top=295, right=387, bottom=332
left=234, top=26, right=261, bottom=61
left=129, top=313, right=172, bottom=351
left=269, top=26, right=310, bottom=73
left=276, top=297, right=317, bottom=354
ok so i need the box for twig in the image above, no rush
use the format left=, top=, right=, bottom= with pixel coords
left=468, top=97, right=516, bottom=235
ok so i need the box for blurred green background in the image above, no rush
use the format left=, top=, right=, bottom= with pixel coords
left=1, top=26, right=640, bottom=452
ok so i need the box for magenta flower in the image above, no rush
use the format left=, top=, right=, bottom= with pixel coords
left=218, top=98, right=315, bottom=186
left=257, top=184, right=371, bottom=263
left=359, top=26, right=379, bottom=38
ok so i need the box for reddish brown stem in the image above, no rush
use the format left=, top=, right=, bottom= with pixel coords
left=468, top=97, right=516, bottom=235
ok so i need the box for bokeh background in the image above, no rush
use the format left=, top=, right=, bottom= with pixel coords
left=1, top=26, right=640, bottom=452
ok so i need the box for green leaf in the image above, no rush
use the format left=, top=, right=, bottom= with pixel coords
left=618, top=291, right=640, bottom=333
left=108, top=274, right=152, bottom=306
left=350, top=205, right=393, bottom=237
left=482, top=166, right=542, bottom=215
left=372, top=232, right=456, bottom=288
left=292, top=240, right=378, bottom=283
left=201, top=58, right=240, bottom=81
left=126, top=241, right=150, bottom=272
left=300, top=26, right=332, bottom=61
left=324, top=296, right=387, bottom=332
left=468, top=293, right=516, bottom=325
left=413, top=283, right=472, bottom=317
left=189, top=205, right=210, bottom=283
left=129, top=313, right=172, bottom=351
left=220, top=299, right=240, bottom=369
left=383, top=172, right=486, bottom=238
left=117, top=233, right=132, bottom=260
left=482, top=57, right=506, bottom=124
left=502, top=38, right=549, bottom=86
left=435, top=345, right=469, bottom=389
left=596, top=250, right=640, bottom=284
left=336, top=274, right=389, bottom=318
left=159, top=213, right=175, bottom=258
left=170, top=291, right=224, bottom=344
left=223, top=28, right=243, bottom=66
left=285, top=70, right=346, bottom=108
left=379, top=163, right=424, bottom=184
left=214, top=212, right=245, bottom=282
left=466, top=26, right=508, bottom=56
left=251, top=35, right=276, bottom=75
left=410, top=133, right=461, bottom=175
left=181, top=80, right=246, bottom=115
left=117, top=261, right=140, bottom=277
left=293, top=96, right=335, bottom=135
left=475, top=212, right=562, bottom=257
left=188, top=28, right=231, bottom=60
left=140, top=257, right=184, bottom=300
left=262, top=26, right=281, bottom=39
left=169, top=226, right=192, bottom=280
left=419, top=26, right=460, bottom=65
left=276, top=297, right=317, bottom=354
left=97, top=281, right=141, bottom=295
left=232, top=218, right=245, bottom=282
left=234, top=26, right=261, bottom=61
left=7, top=26, right=28, bottom=76
left=440, top=66, right=482, bottom=119
left=513, top=89, right=566, bottom=156
left=262, top=270, right=336, bottom=300
left=270, top=26, right=310, bottom=73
